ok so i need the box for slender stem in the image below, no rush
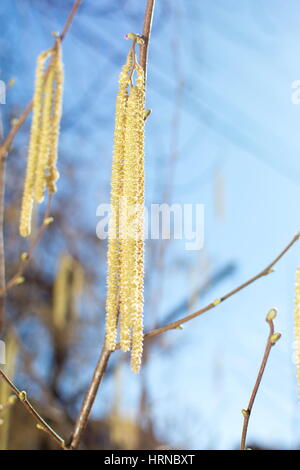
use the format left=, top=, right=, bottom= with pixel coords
left=0, top=0, right=82, bottom=162
left=68, top=345, right=111, bottom=449
left=240, top=316, right=278, bottom=450
left=60, top=0, right=82, bottom=41
left=144, top=233, right=300, bottom=340
left=139, top=0, right=155, bottom=79
left=68, top=0, right=156, bottom=450
left=0, top=368, right=66, bottom=448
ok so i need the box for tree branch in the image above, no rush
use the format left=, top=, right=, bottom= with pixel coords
left=139, top=0, right=155, bottom=78
left=240, top=309, right=281, bottom=450
left=68, top=345, right=111, bottom=449
left=0, top=0, right=82, bottom=162
left=0, top=114, right=5, bottom=333
left=0, top=368, right=66, bottom=449
left=144, top=233, right=300, bottom=340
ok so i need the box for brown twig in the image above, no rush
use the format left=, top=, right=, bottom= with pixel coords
left=139, top=0, right=155, bottom=79
left=68, top=345, right=111, bottom=449
left=68, top=0, right=156, bottom=450
left=0, top=368, right=66, bottom=449
left=144, top=233, right=300, bottom=340
left=240, top=309, right=281, bottom=450
left=0, top=0, right=82, bottom=162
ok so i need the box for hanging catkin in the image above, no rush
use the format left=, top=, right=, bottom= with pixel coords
left=19, top=40, right=64, bottom=237
left=19, top=49, right=52, bottom=237
left=105, top=51, right=132, bottom=351
left=105, top=40, right=146, bottom=373
left=294, top=267, right=300, bottom=396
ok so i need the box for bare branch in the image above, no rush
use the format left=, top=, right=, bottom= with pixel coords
left=0, top=368, right=66, bottom=449
left=144, top=233, right=300, bottom=340
left=240, top=309, right=281, bottom=450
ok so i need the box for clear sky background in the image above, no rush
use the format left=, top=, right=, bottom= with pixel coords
left=2, top=0, right=300, bottom=450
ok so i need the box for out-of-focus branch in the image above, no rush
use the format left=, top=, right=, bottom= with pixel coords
left=0, top=369, right=66, bottom=449
left=0, top=114, right=5, bottom=332
left=0, top=0, right=82, bottom=162
left=0, top=195, right=52, bottom=296
left=240, top=309, right=281, bottom=450
left=144, top=233, right=300, bottom=340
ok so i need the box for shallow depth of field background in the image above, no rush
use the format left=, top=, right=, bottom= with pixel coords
left=1, top=0, right=300, bottom=450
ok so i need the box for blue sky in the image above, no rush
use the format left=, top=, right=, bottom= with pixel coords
left=2, top=0, right=300, bottom=450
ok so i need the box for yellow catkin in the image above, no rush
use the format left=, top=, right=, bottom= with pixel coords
left=294, top=267, right=300, bottom=396
left=105, top=50, right=146, bottom=373
left=34, top=61, right=56, bottom=203
left=119, top=87, right=139, bottom=351
left=19, top=49, right=52, bottom=237
left=47, top=40, right=64, bottom=194
left=130, top=64, right=145, bottom=373
left=105, top=52, right=132, bottom=350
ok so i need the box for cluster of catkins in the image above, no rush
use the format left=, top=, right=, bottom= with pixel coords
left=20, top=39, right=64, bottom=237
left=105, top=47, right=146, bottom=373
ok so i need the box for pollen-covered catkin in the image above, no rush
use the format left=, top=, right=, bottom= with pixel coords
left=105, top=45, right=146, bottom=373
left=47, top=40, right=64, bottom=194
left=34, top=64, right=55, bottom=203
left=19, top=49, right=52, bottom=237
left=119, top=86, right=140, bottom=352
left=294, top=267, right=300, bottom=396
left=20, top=42, right=64, bottom=237
left=105, top=52, right=132, bottom=350
left=130, top=64, right=145, bottom=374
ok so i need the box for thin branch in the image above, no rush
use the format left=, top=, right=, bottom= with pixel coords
left=240, top=310, right=281, bottom=450
left=0, top=368, right=66, bottom=449
left=68, top=0, right=156, bottom=450
left=0, top=0, right=82, bottom=162
left=144, top=233, right=300, bottom=340
left=68, top=345, right=111, bottom=449
left=139, top=0, right=155, bottom=78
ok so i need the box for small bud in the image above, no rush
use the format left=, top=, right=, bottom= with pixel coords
left=15, top=276, right=25, bottom=285
left=241, top=409, right=249, bottom=418
left=11, top=118, right=19, bottom=127
left=270, top=333, right=281, bottom=344
left=144, top=109, right=152, bottom=121
left=36, top=423, right=45, bottom=431
left=125, top=32, right=137, bottom=40
left=43, top=217, right=54, bottom=226
left=18, top=391, right=27, bottom=401
left=20, top=252, right=29, bottom=261
left=266, top=308, right=277, bottom=322
left=212, top=299, right=221, bottom=306
left=175, top=325, right=183, bottom=330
